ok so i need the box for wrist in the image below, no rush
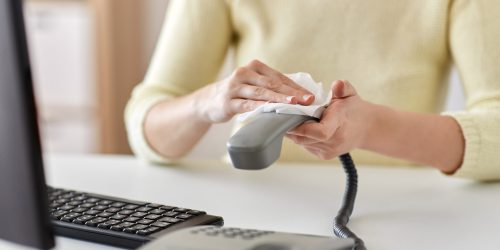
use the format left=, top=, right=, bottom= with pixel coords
left=190, top=84, right=216, bottom=124
left=358, top=101, right=392, bottom=151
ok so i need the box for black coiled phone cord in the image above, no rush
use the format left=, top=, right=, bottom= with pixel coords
left=335, top=153, right=366, bottom=250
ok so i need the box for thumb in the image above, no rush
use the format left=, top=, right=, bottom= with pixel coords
left=332, top=80, right=357, bottom=99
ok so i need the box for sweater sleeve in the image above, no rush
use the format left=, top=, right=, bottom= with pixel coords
left=444, top=0, right=500, bottom=180
left=124, top=0, right=232, bottom=163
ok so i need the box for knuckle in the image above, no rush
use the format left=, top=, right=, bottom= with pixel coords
left=278, top=74, right=291, bottom=85
left=226, top=79, right=238, bottom=91
left=252, top=88, right=265, bottom=99
left=318, top=130, right=330, bottom=141
left=266, top=79, right=280, bottom=90
left=233, top=67, right=247, bottom=78
left=240, top=100, right=253, bottom=111
left=248, top=59, right=262, bottom=68
left=253, top=87, right=267, bottom=99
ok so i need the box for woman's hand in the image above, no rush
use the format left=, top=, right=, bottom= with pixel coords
left=286, top=80, right=374, bottom=160
left=196, top=60, right=315, bottom=123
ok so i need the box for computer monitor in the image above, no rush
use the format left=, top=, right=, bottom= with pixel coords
left=0, top=0, right=55, bottom=249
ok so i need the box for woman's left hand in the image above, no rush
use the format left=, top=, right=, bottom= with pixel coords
left=286, top=80, right=374, bottom=160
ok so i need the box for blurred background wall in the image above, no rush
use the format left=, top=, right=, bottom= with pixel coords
left=24, top=0, right=465, bottom=159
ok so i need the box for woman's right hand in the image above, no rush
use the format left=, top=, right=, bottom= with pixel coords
left=196, top=60, right=315, bottom=123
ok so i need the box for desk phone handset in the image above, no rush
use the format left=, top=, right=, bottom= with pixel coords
left=139, top=113, right=365, bottom=250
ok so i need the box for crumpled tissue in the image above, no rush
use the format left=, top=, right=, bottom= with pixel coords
left=238, top=72, right=332, bottom=122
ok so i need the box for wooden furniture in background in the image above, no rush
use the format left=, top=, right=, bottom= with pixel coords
left=90, top=0, right=144, bottom=154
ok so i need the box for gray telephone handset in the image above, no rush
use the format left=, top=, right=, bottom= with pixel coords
left=227, top=113, right=316, bottom=170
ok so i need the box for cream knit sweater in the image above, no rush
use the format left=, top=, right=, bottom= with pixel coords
left=125, top=0, right=500, bottom=180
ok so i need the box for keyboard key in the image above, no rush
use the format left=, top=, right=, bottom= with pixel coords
left=176, top=214, right=193, bottom=219
left=67, top=201, right=82, bottom=206
left=118, top=210, right=134, bottom=215
left=110, top=202, right=125, bottom=208
left=136, top=206, right=153, bottom=212
left=144, top=214, right=162, bottom=220
left=97, top=200, right=113, bottom=206
left=61, top=193, right=76, bottom=199
left=149, top=209, right=165, bottom=215
left=123, top=224, right=147, bottom=234
left=59, top=205, right=75, bottom=211
left=123, top=204, right=139, bottom=210
left=146, top=203, right=162, bottom=208
left=61, top=212, right=81, bottom=222
left=93, top=205, right=108, bottom=211
left=150, top=222, right=171, bottom=228
left=124, top=217, right=141, bottom=223
left=160, top=206, right=176, bottom=211
left=55, top=198, right=69, bottom=204
left=74, top=215, right=93, bottom=224
left=97, top=212, right=113, bottom=218
left=159, top=217, right=181, bottom=224
left=145, top=226, right=161, bottom=234
left=72, top=195, right=87, bottom=201
left=163, top=211, right=178, bottom=217
left=110, top=214, right=127, bottom=220
left=137, top=219, right=154, bottom=225
left=137, top=226, right=160, bottom=236
left=85, top=217, right=107, bottom=227
left=51, top=210, right=68, bottom=219
left=105, top=207, right=120, bottom=213
left=131, top=212, right=148, bottom=218
left=84, top=198, right=100, bottom=203
left=136, top=230, right=150, bottom=236
left=110, top=222, right=134, bottom=231
left=84, top=210, right=101, bottom=216
left=187, top=210, right=206, bottom=215
left=174, top=208, right=189, bottom=212
left=80, top=203, right=95, bottom=208
left=71, top=207, right=88, bottom=213
left=97, top=220, right=120, bottom=229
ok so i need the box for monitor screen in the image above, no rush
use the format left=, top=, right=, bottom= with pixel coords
left=0, top=0, right=54, bottom=248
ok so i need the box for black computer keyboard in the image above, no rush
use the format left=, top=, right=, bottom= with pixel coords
left=47, top=187, right=223, bottom=249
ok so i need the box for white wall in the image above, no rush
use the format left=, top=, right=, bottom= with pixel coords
left=445, top=69, right=466, bottom=111
left=25, top=0, right=98, bottom=154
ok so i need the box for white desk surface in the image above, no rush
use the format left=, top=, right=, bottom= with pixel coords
left=3, top=154, right=499, bottom=250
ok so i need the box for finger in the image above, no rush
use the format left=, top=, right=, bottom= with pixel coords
left=286, top=134, right=319, bottom=145
left=243, top=74, right=313, bottom=105
left=246, top=60, right=314, bottom=104
left=287, top=122, right=330, bottom=141
left=288, top=109, right=341, bottom=141
left=236, top=84, right=298, bottom=104
left=274, top=74, right=315, bottom=105
left=332, top=80, right=357, bottom=99
left=229, top=99, right=267, bottom=114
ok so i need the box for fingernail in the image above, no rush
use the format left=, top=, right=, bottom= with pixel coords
left=286, top=96, right=296, bottom=104
left=303, top=95, right=313, bottom=101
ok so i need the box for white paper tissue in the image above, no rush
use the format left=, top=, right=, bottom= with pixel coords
left=238, top=72, right=332, bottom=122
